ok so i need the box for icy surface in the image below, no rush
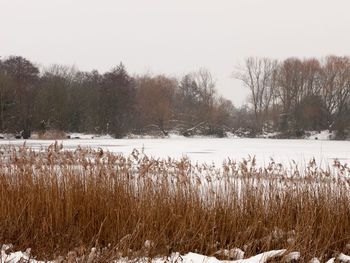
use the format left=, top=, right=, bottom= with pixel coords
left=0, top=137, right=349, bottom=167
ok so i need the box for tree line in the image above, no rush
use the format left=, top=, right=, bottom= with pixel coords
left=0, top=55, right=349, bottom=139
left=0, top=56, right=235, bottom=138
left=234, top=56, right=350, bottom=139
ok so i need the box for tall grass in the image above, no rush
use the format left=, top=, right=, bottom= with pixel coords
left=0, top=143, right=350, bottom=261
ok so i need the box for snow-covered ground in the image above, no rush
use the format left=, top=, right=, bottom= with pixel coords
left=307, top=130, right=336, bottom=140
left=1, top=245, right=286, bottom=263
left=2, top=244, right=350, bottom=263
left=0, top=137, right=349, bottom=167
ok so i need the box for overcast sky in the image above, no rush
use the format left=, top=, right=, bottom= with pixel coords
left=1, top=0, right=350, bottom=106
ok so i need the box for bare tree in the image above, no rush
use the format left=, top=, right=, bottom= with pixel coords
left=300, top=58, right=322, bottom=98
left=135, top=75, right=177, bottom=135
left=194, top=68, right=216, bottom=109
left=1, top=56, right=40, bottom=138
left=0, top=70, right=14, bottom=131
left=320, top=56, right=350, bottom=133
left=234, top=57, right=278, bottom=131
left=193, top=68, right=218, bottom=133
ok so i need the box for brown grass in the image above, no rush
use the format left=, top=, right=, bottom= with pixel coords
left=0, top=143, right=350, bottom=262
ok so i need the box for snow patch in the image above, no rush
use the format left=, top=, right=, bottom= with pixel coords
left=338, top=253, right=350, bottom=263
left=1, top=244, right=53, bottom=263
left=215, top=248, right=244, bottom=260
left=0, top=133, right=15, bottom=140
left=309, top=257, right=320, bottom=263
left=0, top=246, right=287, bottom=263
left=68, top=133, right=114, bottom=139
left=168, top=249, right=285, bottom=263
left=307, top=130, right=335, bottom=140
left=282, top=251, right=300, bottom=262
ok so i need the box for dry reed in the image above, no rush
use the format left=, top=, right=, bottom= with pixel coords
left=0, top=142, right=350, bottom=262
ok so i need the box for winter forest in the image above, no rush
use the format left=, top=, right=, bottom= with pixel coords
left=1, top=55, right=350, bottom=140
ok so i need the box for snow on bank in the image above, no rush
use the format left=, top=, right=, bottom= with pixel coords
left=1, top=244, right=53, bottom=263
left=160, top=250, right=286, bottom=263
left=307, top=130, right=336, bottom=140
left=338, top=253, right=350, bottom=263
left=1, top=129, right=341, bottom=141
left=67, top=133, right=114, bottom=140
left=1, top=245, right=285, bottom=263
left=2, top=246, right=349, bottom=263
left=3, top=243, right=350, bottom=262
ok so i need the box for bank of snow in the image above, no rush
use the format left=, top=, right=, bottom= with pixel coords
left=307, top=130, right=336, bottom=140
left=1, top=245, right=286, bottom=263
left=3, top=247, right=350, bottom=263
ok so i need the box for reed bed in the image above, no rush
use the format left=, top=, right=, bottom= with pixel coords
left=0, top=142, right=350, bottom=262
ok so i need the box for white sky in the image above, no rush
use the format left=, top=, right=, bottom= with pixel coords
left=1, top=0, right=350, bottom=106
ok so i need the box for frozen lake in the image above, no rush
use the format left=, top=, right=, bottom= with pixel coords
left=1, top=137, right=349, bottom=167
